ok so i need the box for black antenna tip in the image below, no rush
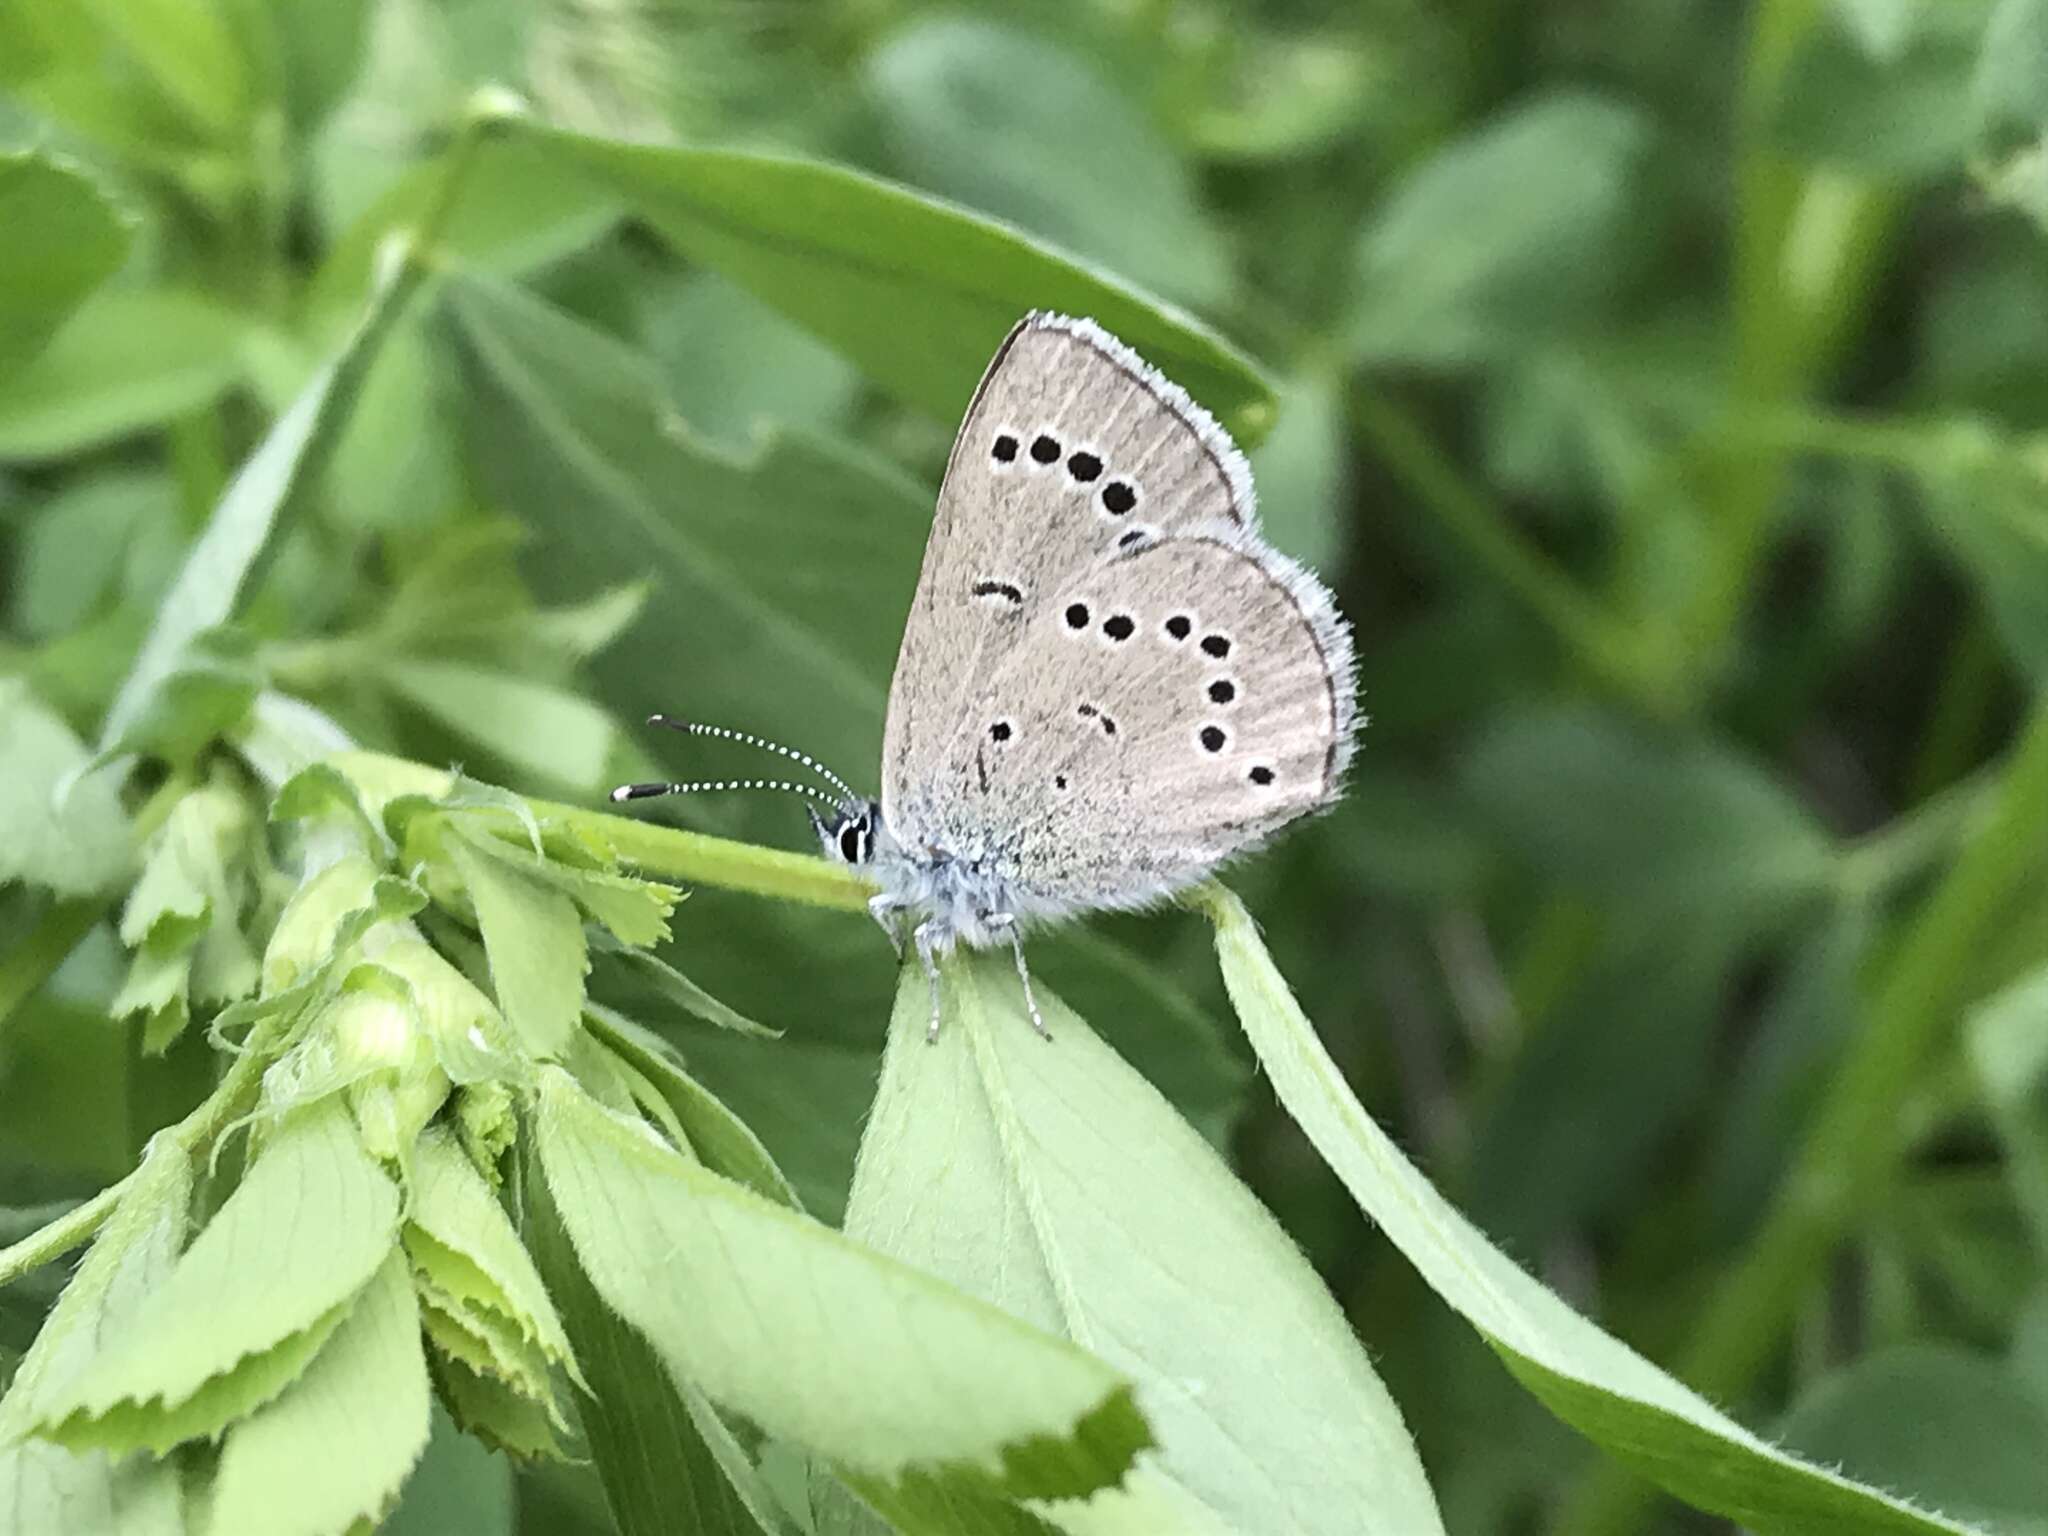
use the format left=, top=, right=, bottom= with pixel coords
left=612, top=782, right=675, bottom=802
left=647, top=713, right=689, bottom=731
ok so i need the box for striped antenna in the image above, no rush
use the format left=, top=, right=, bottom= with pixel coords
left=646, top=715, right=859, bottom=808
left=610, top=776, right=845, bottom=809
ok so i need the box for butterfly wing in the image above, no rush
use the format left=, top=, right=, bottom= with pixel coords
left=894, top=527, right=1354, bottom=910
left=883, top=312, right=1261, bottom=853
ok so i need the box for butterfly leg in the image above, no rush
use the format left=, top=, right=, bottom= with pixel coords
left=913, top=919, right=944, bottom=1042
left=985, top=913, right=1050, bottom=1041
left=867, top=893, right=906, bottom=959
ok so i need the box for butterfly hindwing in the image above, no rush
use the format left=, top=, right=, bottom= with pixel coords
left=895, top=528, right=1354, bottom=908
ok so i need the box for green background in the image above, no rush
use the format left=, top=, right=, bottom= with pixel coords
left=5, top=0, right=2048, bottom=1531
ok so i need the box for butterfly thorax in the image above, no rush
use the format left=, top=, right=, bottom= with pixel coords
left=812, top=798, right=1053, bottom=953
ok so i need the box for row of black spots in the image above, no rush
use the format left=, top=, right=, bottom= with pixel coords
left=1076, top=703, right=1118, bottom=736
left=1160, top=613, right=1232, bottom=658
left=1063, top=601, right=1140, bottom=643
left=990, top=429, right=1138, bottom=518
left=971, top=579, right=1023, bottom=606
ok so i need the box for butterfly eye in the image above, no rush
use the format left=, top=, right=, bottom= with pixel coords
left=838, top=824, right=862, bottom=862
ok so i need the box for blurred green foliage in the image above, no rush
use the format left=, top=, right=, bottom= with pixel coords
left=4, top=0, right=2048, bottom=1533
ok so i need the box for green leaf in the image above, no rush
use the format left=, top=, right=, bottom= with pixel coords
left=532, top=1066, right=1152, bottom=1499
left=12, top=472, right=176, bottom=640
left=0, top=1154, right=189, bottom=1425
left=455, top=824, right=678, bottom=952
left=1458, top=703, right=1838, bottom=930
left=325, top=315, right=462, bottom=532
left=1202, top=885, right=1979, bottom=1536
left=0, top=1147, right=188, bottom=1536
left=499, top=118, right=1277, bottom=443
left=1917, top=448, right=2048, bottom=688
left=249, top=0, right=369, bottom=133
left=446, top=832, right=588, bottom=1059
left=268, top=763, right=390, bottom=860
left=209, top=1250, right=431, bottom=1536
left=0, top=151, right=130, bottom=365
left=96, top=628, right=262, bottom=769
left=429, top=1353, right=566, bottom=1462
left=38, top=1099, right=400, bottom=1452
left=525, top=1164, right=789, bottom=1536
left=1777, top=1344, right=2048, bottom=1534
left=827, top=950, right=1442, bottom=1536
left=359, top=935, right=526, bottom=1089
left=1182, top=31, right=1374, bottom=161
left=1975, top=0, right=2048, bottom=132
left=583, top=1008, right=799, bottom=1205
left=77, top=0, right=250, bottom=141
left=405, top=1126, right=574, bottom=1369
left=1767, top=6, right=1985, bottom=176
left=1967, top=962, right=2048, bottom=1252
left=0, top=287, right=246, bottom=462
left=445, top=270, right=925, bottom=816
left=110, top=773, right=259, bottom=1047
left=309, top=123, right=619, bottom=321
left=590, top=934, right=779, bottom=1040
left=415, top=1279, right=557, bottom=1407
left=640, top=272, right=860, bottom=453
left=1349, top=91, right=1652, bottom=366
left=100, top=245, right=420, bottom=748
left=0, top=679, right=131, bottom=897
left=379, top=659, right=622, bottom=794
left=865, top=18, right=1230, bottom=307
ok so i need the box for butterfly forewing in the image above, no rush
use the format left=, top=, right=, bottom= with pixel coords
left=884, top=313, right=1265, bottom=854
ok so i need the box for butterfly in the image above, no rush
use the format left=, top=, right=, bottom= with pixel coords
left=616, top=313, right=1357, bottom=1039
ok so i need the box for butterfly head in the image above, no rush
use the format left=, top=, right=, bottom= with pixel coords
left=807, top=798, right=885, bottom=867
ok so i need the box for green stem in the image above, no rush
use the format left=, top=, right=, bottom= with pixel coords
left=1686, top=0, right=1897, bottom=670
left=1346, top=387, right=1662, bottom=711
left=1559, top=697, right=2048, bottom=1536
left=329, top=750, right=875, bottom=915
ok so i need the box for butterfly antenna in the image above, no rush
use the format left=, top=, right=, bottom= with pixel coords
left=610, top=776, right=847, bottom=809
left=642, top=715, right=861, bottom=808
